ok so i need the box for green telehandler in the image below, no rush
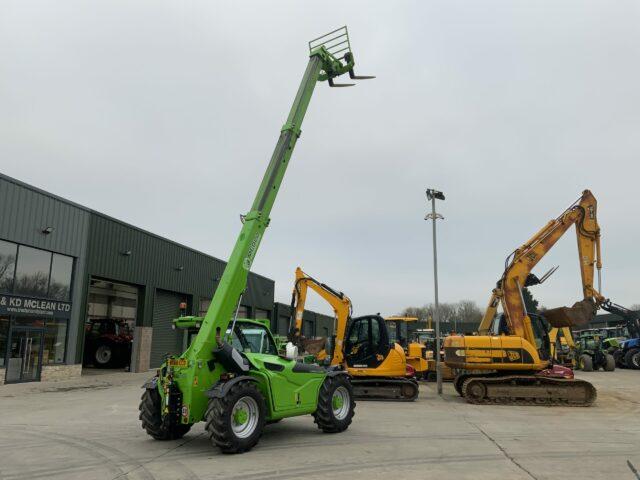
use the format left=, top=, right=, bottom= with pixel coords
left=139, top=27, right=374, bottom=454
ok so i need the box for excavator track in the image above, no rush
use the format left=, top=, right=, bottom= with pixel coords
left=461, top=375, right=596, bottom=406
left=352, top=377, right=419, bottom=401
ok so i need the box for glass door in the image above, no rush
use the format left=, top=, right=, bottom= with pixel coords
left=5, top=327, right=44, bottom=383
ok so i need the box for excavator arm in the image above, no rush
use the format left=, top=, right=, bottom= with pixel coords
left=289, top=267, right=352, bottom=366
left=482, top=190, right=605, bottom=345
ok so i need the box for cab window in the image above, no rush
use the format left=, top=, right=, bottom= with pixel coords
left=226, top=323, right=277, bottom=355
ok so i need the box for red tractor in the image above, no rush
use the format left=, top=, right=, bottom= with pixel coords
left=83, top=319, right=133, bottom=368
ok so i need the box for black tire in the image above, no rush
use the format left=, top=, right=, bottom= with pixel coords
left=94, top=342, right=115, bottom=368
left=580, top=354, right=593, bottom=372
left=205, top=381, right=266, bottom=454
left=613, top=350, right=626, bottom=368
left=625, top=349, right=640, bottom=370
left=139, top=388, right=192, bottom=440
left=454, top=375, right=467, bottom=396
left=603, top=353, right=616, bottom=372
left=313, top=375, right=355, bottom=433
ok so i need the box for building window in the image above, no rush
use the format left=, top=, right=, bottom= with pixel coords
left=43, top=319, right=68, bottom=364
left=0, top=240, right=17, bottom=293
left=14, top=245, right=51, bottom=297
left=0, top=241, right=74, bottom=301
left=0, top=316, right=8, bottom=367
left=49, top=254, right=73, bottom=301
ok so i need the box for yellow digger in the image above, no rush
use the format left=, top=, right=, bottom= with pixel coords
left=445, top=190, right=606, bottom=406
left=384, top=316, right=429, bottom=377
left=289, top=268, right=419, bottom=400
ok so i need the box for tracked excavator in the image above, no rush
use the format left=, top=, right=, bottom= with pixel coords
left=445, top=190, right=612, bottom=406
left=384, top=317, right=429, bottom=377
left=289, top=267, right=419, bottom=401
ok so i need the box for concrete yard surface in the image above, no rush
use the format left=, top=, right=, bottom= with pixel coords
left=0, top=370, right=639, bottom=480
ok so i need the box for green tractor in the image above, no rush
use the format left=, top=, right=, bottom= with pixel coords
left=575, top=331, right=615, bottom=372
left=139, top=27, right=373, bottom=454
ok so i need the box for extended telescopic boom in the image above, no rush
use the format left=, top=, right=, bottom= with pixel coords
left=186, top=27, right=374, bottom=366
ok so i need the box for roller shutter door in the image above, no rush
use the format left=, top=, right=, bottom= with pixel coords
left=150, top=290, right=185, bottom=368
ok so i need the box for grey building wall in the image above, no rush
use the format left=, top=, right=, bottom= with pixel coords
left=0, top=174, right=90, bottom=364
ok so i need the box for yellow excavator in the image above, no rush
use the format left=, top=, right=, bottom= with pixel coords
left=445, top=190, right=606, bottom=406
left=289, top=267, right=419, bottom=401
left=384, top=317, right=429, bottom=377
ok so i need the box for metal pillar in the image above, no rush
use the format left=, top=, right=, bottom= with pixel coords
left=425, top=189, right=445, bottom=395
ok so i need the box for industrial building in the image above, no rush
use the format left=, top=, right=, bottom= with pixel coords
left=0, top=173, right=330, bottom=384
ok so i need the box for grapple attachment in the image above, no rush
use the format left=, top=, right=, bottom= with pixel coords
left=544, top=299, right=597, bottom=327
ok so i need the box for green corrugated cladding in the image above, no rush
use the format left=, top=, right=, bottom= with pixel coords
left=0, top=174, right=90, bottom=365
left=0, top=173, right=275, bottom=366
left=80, top=212, right=275, bottom=350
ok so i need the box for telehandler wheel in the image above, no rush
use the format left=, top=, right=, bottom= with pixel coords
left=603, top=354, right=616, bottom=372
left=205, top=380, right=266, bottom=454
left=139, top=389, right=192, bottom=440
left=313, top=375, right=355, bottom=433
left=580, top=354, right=593, bottom=372
left=625, top=349, right=640, bottom=370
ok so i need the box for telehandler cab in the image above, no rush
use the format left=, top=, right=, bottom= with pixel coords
left=139, top=27, right=374, bottom=454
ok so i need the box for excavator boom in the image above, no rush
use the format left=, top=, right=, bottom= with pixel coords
left=445, top=190, right=608, bottom=407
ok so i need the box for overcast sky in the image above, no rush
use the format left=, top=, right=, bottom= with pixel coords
left=1, top=1, right=639, bottom=317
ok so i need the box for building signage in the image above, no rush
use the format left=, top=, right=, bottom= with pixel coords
left=0, top=294, right=72, bottom=319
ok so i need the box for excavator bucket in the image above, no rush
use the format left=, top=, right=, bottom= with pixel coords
left=302, top=337, right=327, bottom=355
left=544, top=299, right=597, bottom=328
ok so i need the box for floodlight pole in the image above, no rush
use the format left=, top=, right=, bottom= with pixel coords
left=425, top=189, right=445, bottom=395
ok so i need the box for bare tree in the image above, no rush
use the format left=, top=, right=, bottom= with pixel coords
left=456, top=300, right=483, bottom=324
left=0, top=253, right=16, bottom=291
left=401, top=300, right=483, bottom=331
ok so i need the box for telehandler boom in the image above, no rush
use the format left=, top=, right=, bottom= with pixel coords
left=140, top=27, right=374, bottom=453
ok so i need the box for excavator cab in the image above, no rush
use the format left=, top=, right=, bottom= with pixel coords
left=344, top=315, right=390, bottom=369
left=488, top=313, right=551, bottom=361
left=529, top=313, right=551, bottom=361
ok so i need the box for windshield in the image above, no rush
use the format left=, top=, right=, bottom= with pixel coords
left=226, top=323, right=278, bottom=355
